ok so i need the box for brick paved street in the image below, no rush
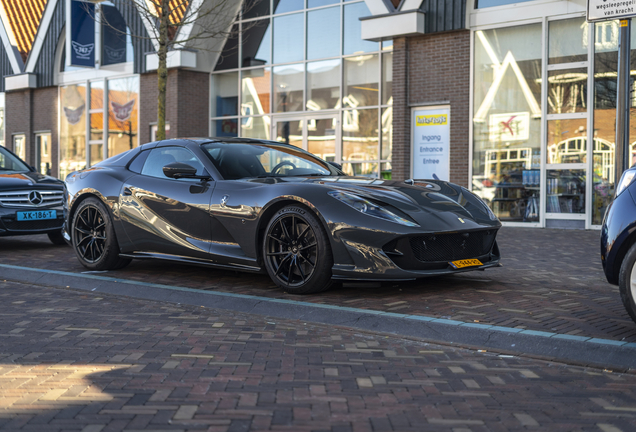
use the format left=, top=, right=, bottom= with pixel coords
left=1, top=227, right=632, bottom=343
left=0, top=280, right=635, bottom=432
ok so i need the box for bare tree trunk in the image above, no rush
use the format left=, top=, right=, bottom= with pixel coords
left=156, top=0, right=169, bottom=141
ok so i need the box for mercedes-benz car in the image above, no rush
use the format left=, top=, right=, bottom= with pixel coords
left=63, top=138, right=502, bottom=294
left=601, top=167, right=636, bottom=324
left=0, top=145, right=66, bottom=244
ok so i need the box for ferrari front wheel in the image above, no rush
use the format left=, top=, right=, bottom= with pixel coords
left=71, top=197, right=131, bottom=271
left=263, top=205, right=333, bottom=294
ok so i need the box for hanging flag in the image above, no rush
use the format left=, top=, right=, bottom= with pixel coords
left=70, top=0, right=95, bottom=67
left=101, top=5, right=127, bottom=66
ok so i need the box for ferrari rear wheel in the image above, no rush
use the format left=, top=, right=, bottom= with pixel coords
left=72, top=197, right=131, bottom=271
left=263, top=205, right=332, bottom=294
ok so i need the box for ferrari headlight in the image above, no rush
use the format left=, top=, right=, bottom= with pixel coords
left=328, top=191, right=419, bottom=227
left=616, top=169, right=636, bottom=197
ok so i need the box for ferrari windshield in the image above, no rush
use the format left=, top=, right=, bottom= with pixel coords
left=0, top=146, right=30, bottom=173
left=202, top=142, right=337, bottom=180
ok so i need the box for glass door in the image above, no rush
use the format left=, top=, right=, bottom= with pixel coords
left=543, top=17, right=590, bottom=226
left=273, top=114, right=339, bottom=163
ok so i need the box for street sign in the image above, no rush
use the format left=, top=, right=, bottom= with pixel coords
left=588, top=0, right=636, bottom=23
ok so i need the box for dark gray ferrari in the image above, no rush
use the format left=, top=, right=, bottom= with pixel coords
left=63, top=138, right=502, bottom=294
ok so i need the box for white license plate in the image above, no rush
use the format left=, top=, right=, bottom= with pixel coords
left=17, top=210, right=57, bottom=221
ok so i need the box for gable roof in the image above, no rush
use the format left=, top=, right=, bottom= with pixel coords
left=0, top=0, right=47, bottom=63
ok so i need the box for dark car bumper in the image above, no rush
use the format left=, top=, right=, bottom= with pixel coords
left=0, top=206, right=65, bottom=237
left=331, top=228, right=502, bottom=281
left=601, top=188, right=636, bottom=285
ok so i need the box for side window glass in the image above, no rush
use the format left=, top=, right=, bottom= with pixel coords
left=141, top=147, right=206, bottom=179
left=128, top=150, right=149, bottom=173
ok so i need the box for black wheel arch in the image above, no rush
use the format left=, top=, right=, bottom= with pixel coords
left=255, top=197, right=333, bottom=267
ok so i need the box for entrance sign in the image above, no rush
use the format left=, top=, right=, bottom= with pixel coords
left=70, top=0, right=95, bottom=67
left=588, top=0, right=636, bottom=22
left=411, top=106, right=450, bottom=181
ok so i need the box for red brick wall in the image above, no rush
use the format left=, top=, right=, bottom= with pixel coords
left=140, top=69, right=209, bottom=144
left=5, top=89, right=32, bottom=162
left=32, top=87, right=58, bottom=177
left=392, top=30, right=471, bottom=187
left=6, top=87, right=59, bottom=176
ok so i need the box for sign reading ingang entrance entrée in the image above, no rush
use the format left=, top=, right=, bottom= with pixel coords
left=588, top=0, right=636, bottom=22
left=411, top=106, right=450, bottom=181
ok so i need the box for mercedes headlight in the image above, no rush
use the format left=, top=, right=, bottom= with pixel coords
left=616, top=169, right=636, bottom=198
left=329, top=191, right=419, bottom=227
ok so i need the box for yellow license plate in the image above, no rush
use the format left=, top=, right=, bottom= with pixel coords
left=450, top=259, right=483, bottom=269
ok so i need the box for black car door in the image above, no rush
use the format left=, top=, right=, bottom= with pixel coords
left=118, top=146, right=216, bottom=259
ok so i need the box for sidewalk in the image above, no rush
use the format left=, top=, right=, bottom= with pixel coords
left=0, top=227, right=630, bottom=343
left=1, top=279, right=635, bottom=432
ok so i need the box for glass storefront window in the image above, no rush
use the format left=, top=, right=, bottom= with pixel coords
left=243, top=0, right=270, bottom=19
left=242, top=68, right=271, bottom=115
left=549, top=17, right=588, bottom=64
left=590, top=20, right=636, bottom=224
left=108, top=76, right=139, bottom=157
left=382, top=52, right=393, bottom=105
left=309, top=0, right=339, bottom=7
left=211, top=72, right=239, bottom=117
left=90, top=80, right=104, bottom=110
left=60, top=84, right=87, bottom=179
left=242, top=19, right=271, bottom=67
left=547, top=118, right=587, bottom=164
left=13, top=134, right=25, bottom=161
left=546, top=169, right=586, bottom=213
left=548, top=68, right=588, bottom=114
left=344, top=54, right=379, bottom=108
left=275, top=0, right=304, bottom=14
left=472, top=24, right=542, bottom=222
left=90, top=113, right=104, bottom=141
left=381, top=107, right=392, bottom=160
left=307, top=7, right=340, bottom=60
left=307, top=60, right=340, bottom=110
left=275, top=120, right=303, bottom=147
left=273, top=13, right=304, bottom=64
left=274, top=64, right=304, bottom=113
left=36, top=133, right=51, bottom=175
left=308, top=117, right=337, bottom=161
left=211, top=118, right=238, bottom=137
left=241, top=115, right=271, bottom=139
left=344, top=2, right=377, bottom=55
left=215, top=24, right=239, bottom=71
left=342, top=108, right=378, bottom=176
left=381, top=161, right=392, bottom=179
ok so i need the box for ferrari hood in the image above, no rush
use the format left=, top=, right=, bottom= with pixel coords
left=0, top=171, right=64, bottom=190
left=249, top=176, right=498, bottom=228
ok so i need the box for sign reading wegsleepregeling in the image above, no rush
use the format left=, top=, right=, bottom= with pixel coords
left=411, top=106, right=450, bottom=181
left=70, top=0, right=95, bottom=67
left=588, top=0, right=636, bottom=22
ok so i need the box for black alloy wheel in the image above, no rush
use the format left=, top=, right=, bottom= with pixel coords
left=71, top=197, right=131, bottom=271
left=74, top=204, right=107, bottom=263
left=264, top=206, right=332, bottom=294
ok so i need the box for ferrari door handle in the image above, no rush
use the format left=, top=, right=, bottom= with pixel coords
left=123, top=187, right=132, bottom=196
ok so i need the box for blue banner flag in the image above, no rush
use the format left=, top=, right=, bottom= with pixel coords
left=101, top=5, right=127, bottom=66
left=70, top=0, right=95, bottom=67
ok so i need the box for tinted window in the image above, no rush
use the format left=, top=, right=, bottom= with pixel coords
left=128, top=150, right=150, bottom=173
left=0, top=146, right=30, bottom=172
left=202, top=142, right=335, bottom=180
left=141, top=147, right=206, bottom=179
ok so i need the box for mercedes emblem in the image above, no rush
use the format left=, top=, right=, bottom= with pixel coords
left=28, top=191, right=43, bottom=206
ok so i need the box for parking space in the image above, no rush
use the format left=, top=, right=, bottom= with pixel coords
left=2, top=227, right=634, bottom=343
